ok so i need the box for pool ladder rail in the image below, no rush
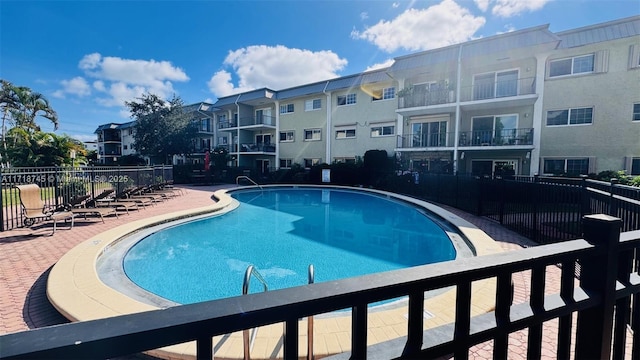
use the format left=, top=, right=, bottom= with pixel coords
left=242, top=264, right=315, bottom=360
left=236, top=175, right=263, bottom=190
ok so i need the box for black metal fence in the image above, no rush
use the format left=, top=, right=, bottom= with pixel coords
left=1, top=215, right=637, bottom=359
left=0, top=165, right=173, bottom=231
left=381, top=174, right=640, bottom=244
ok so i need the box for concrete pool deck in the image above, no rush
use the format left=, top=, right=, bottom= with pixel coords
left=0, top=184, right=602, bottom=359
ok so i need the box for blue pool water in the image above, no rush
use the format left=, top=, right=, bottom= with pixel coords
left=123, top=188, right=456, bottom=304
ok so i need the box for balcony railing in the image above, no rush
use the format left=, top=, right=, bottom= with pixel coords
left=458, top=128, right=533, bottom=147
left=396, top=128, right=533, bottom=149
left=240, top=143, right=276, bottom=153
left=460, top=77, right=536, bottom=102
left=218, top=115, right=276, bottom=129
left=397, top=132, right=453, bottom=148
left=398, top=77, right=536, bottom=109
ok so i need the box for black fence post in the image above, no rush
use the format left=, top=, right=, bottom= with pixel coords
left=574, top=214, right=622, bottom=360
left=0, top=168, right=4, bottom=232
left=580, top=175, right=590, bottom=218
left=609, top=178, right=619, bottom=217
left=476, top=176, right=483, bottom=216
left=90, top=165, right=96, bottom=200
left=499, top=176, right=505, bottom=224
left=532, top=175, right=539, bottom=243
left=54, top=165, right=60, bottom=209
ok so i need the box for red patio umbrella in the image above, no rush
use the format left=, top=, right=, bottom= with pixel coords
left=204, top=150, right=210, bottom=171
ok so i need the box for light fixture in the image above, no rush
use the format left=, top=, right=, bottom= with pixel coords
left=526, top=152, right=531, bottom=159
left=460, top=152, right=465, bottom=159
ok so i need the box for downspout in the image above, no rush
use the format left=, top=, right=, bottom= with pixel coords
left=530, top=52, right=549, bottom=175
left=322, top=81, right=331, bottom=164
left=453, top=44, right=463, bottom=174
left=235, top=94, right=241, bottom=167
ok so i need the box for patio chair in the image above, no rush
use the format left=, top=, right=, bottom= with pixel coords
left=14, top=184, right=75, bottom=235
left=89, top=189, right=139, bottom=214
left=67, top=193, right=119, bottom=223
left=115, top=187, right=154, bottom=207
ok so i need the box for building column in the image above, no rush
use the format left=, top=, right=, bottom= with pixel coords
left=530, top=52, right=549, bottom=175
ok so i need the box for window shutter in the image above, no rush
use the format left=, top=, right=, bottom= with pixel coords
left=594, top=50, right=609, bottom=73
left=628, top=44, right=640, bottom=69
left=588, top=156, right=597, bottom=174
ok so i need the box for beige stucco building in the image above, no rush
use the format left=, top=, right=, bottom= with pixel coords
left=96, top=16, right=640, bottom=177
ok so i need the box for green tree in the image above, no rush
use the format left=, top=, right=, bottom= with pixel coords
left=2, top=129, right=84, bottom=167
left=4, top=82, right=59, bottom=132
left=126, top=93, right=197, bottom=164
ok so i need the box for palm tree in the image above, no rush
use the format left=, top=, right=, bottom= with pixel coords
left=12, top=86, right=59, bottom=132
left=0, top=80, right=20, bottom=150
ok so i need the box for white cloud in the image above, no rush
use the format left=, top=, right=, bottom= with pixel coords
left=364, top=59, right=395, bottom=72
left=351, top=0, right=486, bottom=52
left=52, top=76, right=91, bottom=98
left=360, top=12, right=369, bottom=20
left=392, top=2, right=400, bottom=8
left=492, top=0, right=551, bottom=17
left=207, top=45, right=348, bottom=97
left=54, top=53, right=191, bottom=116
left=474, top=0, right=490, bottom=12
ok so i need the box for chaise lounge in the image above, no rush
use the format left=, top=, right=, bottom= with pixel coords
left=14, top=184, right=75, bottom=235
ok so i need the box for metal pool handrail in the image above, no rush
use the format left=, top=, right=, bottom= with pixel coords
left=307, top=264, right=314, bottom=360
left=236, top=176, right=263, bottom=190
left=243, top=265, right=268, bottom=360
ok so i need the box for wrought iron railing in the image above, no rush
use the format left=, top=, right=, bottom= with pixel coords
left=395, top=128, right=533, bottom=148
left=0, top=165, right=173, bottom=231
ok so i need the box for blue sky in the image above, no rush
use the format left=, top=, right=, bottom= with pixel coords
left=1, top=0, right=638, bottom=142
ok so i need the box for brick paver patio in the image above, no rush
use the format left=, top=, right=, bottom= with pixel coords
left=0, top=185, right=630, bottom=359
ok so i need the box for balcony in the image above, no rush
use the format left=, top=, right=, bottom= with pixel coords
left=218, top=115, right=276, bottom=131
left=397, top=77, right=538, bottom=116
left=239, top=143, right=276, bottom=153
left=458, top=128, right=533, bottom=147
left=396, top=128, right=533, bottom=149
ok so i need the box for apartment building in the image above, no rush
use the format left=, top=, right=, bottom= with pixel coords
left=209, top=15, right=639, bottom=177
left=94, top=102, right=215, bottom=165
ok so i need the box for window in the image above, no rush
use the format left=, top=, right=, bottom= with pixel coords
left=279, top=104, right=294, bottom=114
left=372, top=87, right=395, bottom=101
left=304, top=128, right=321, bottom=141
left=633, top=104, right=640, bottom=121
left=201, top=118, right=210, bottom=131
left=546, top=107, right=593, bottom=126
left=335, top=128, right=356, bottom=139
left=127, top=128, right=134, bottom=135
left=543, top=158, right=590, bottom=176
left=337, top=93, right=356, bottom=106
left=473, top=70, right=518, bottom=100
left=279, top=159, right=293, bottom=168
left=549, top=54, right=594, bottom=77
left=279, top=130, right=294, bottom=142
left=412, top=121, right=448, bottom=147
left=304, top=158, right=321, bottom=168
left=123, top=145, right=128, bottom=150
left=371, top=125, right=395, bottom=137
left=305, top=99, right=322, bottom=111
left=631, top=158, right=640, bottom=175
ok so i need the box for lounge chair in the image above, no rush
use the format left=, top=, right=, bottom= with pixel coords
left=67, top=194, right=118, bottom=223
left=14, top=184, right=75, bottom=235
left=115, top=187, right=154, bottom=207
left=88, top=189, right=139, bottom=214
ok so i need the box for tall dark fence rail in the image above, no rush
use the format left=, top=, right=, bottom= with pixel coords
left=380, top=174, right=640, bottom=244
left=0, top=165, right=173, bottom=231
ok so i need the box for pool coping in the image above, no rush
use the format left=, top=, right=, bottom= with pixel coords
left=47, top=185, right=504, bottom=359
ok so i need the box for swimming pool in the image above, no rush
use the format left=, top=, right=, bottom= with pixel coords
left=49, top=185, right=501, bottom=360
left=122, top=187, right=460, bottom=305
